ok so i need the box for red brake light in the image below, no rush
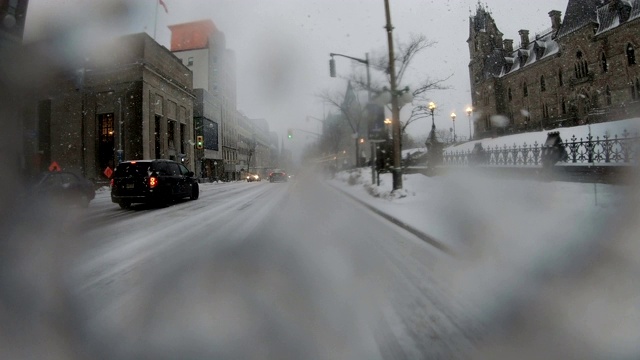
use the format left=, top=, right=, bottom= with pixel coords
left=149, top=176, right=158, bottom=188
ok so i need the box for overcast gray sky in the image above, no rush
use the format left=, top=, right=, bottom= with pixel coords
left=24, top=0, right=568, bottom=150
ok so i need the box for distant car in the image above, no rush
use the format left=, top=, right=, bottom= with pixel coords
left=33, top=171, right=96, bottom=208
left=246, top=173, right=260, bottom=182
left=269, top=170, right=288, bottom=183
left=110, top=159, right=199, bottom=209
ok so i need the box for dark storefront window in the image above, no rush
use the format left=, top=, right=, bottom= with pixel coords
left=204, top=118, right=219, bottom=151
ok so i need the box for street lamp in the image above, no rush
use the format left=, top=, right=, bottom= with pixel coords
left=428, top=102, right=436, bottom=130
left=466, top=107, right=473, bottom=140
left=384, top=117, right=392, bottom=138
left=450, top=112, right=456, bottom=143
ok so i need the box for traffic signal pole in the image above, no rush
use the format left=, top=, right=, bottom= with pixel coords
left=329, top=52, right=371, bottom=169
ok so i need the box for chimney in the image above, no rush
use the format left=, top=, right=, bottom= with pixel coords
left=548, top=10, right=562, bottom=31
left=519, top=29, right=530, bottom=48
left=503, top=39, right=514, bottom=53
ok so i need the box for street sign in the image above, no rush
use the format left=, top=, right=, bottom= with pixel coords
left=48, top=161, right=61, bottom=172
left=104, top=166, right=113, bottom=178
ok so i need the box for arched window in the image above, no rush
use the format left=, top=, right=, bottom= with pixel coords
left=601, top=52, right=608, bottom=73
left=606, top=86, right=612, bottom=105
left=574, top=51, right=589, bottom=78
left=558, top=69, right=563, bottom=86
left=542, top=103, right=549, bottom=119
left=627, top=44, right=636, bottom=66
left=583, top=60, right=589, bottom=75
left=540, top=75, right=546, bottom=92
left=523, top=82, right=528, bottom=97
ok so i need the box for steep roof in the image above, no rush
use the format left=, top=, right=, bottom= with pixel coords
left=556, top=0, right=603, bottom=38
left=595, top=0, right=640, bottom=35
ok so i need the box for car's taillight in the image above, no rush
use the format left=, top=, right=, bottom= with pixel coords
left=110, top=178, right=114, bottom=187
left=149, top=176, right=158, bottom=188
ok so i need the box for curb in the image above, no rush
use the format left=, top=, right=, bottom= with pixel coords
left=328, top=183, right=453, bottom=255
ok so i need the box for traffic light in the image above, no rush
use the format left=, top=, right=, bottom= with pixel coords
left=287, top=129, right=293, bottom=139
left=196, top=135, right=203, bottom=149
left=329, top=58, right=336, bottom=77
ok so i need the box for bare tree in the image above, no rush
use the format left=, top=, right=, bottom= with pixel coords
left=318, top=113, right=346, bottom=157
left=317, top=84, right=366, bottom=166
left=344, top=34, right=452, bottom=147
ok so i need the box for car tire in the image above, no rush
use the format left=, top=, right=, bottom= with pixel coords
left=118, top=201, right=131, bottom=209
left=190, top=183, right=199, bottom=200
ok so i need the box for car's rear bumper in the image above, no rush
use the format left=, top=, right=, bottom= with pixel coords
left=111, top=191, right=164, bottom=204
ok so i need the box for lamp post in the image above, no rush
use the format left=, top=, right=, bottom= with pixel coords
left=428, top=102, right=436, bottom=131
left=466, top=107, right=473, bottom=140
left=384, top=118, right=392, bottom=138
left=450, top=112, right=456, bottom=143
left=426, top=101, right=443, bottom=168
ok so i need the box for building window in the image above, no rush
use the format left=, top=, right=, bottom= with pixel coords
left=540, top=75, right=546, bottom=92
left=583, top=61, right=589, bottom=75
left=606, top=86, right=612, bottom=105
left=523, top=82, right=528, bottom=97
left=542, top=104, right=549, bottom=119
left=187, top=57, right=194, bottom=66
left=508, top=87, right=512, bottom=101
left=601, top=53, right=608, bottom=73
left=561, top=97, right=567, bottom=114
left=627, top=44, right=636, bottom=66
left=168, top=120, right=176, bottom=150
left=558, top=69, right=564, bottom=86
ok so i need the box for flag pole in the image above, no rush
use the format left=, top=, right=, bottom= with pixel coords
left=153, top=0, right=159, bottom=40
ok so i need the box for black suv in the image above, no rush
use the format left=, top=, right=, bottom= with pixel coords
left=111, top=159, right=199, bottom=209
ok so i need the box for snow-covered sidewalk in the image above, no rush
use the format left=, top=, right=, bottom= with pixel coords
left=328, top=167, right=634, bottom=255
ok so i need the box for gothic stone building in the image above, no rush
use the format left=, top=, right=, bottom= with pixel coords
left=468, top=0, right=640, bottom=139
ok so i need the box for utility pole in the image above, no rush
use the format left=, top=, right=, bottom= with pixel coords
left=384, top=0, right=402, bottom=190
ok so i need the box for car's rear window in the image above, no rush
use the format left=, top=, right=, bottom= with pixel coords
left=113, top=162, right=152, bottom=178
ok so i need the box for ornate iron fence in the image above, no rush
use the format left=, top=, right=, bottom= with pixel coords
left=443, top=129, right=639, bottom=167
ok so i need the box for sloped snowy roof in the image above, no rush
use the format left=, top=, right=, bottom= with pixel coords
left=596, top=0, right=640, bottom=35
left=499, top=32, right=558, bottom=77
left=556, top=0, right=601, bottom=38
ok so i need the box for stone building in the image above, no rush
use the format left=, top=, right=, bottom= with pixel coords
left=468, top=0, right=640, bottom=139
left=23, top=32, right=195, bottom=181
left=236, top=115, right=274, bottom=178
left=169, top=20, right=239, bottom=180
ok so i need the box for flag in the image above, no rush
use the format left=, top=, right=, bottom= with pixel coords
left=159, top=0, right=168, bottom=13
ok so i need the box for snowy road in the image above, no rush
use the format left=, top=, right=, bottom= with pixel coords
left=39, top=173, right=484, bottom=359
